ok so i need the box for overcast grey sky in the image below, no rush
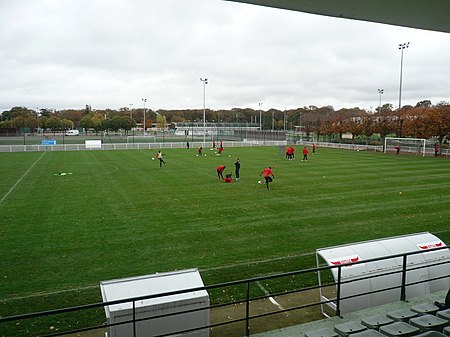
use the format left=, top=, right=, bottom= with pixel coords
left=1, top=0, right=449, bottom=113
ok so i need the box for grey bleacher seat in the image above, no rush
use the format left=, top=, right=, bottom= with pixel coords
left=437, top=309, right=450, bottom=321
left=409, top=315, right=449, bottom=332
left=411, top=304, right=440, bottom=316
left=305, top=327, right=339, bottom=337
left=415, top=332, right=447, bottom=337
left=379, top=321, right=421, bottom=337
left=334, top=321, right=367, bottom=337
left=387, top=309, right=419, bottom=322
left=362, top=315, right=395, bottom=330
left=443, top=327, right=450, bottom=336
left=352, top=330, right=387, bottom=337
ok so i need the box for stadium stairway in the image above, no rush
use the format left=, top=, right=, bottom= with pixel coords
left=253, top=290, right=449, bottom=337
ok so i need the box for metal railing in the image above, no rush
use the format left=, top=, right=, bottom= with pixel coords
left=1, top=245, right=448, bottom=337
left=0, top=140, right=287, bottom=153
left=1, top=140, right=448, bottom=157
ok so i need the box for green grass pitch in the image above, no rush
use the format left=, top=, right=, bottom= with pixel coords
left=0, top=146, right=449, bottom=318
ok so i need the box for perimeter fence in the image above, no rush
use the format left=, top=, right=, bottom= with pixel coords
left=1, top=140, right=448, bottom=157
left=0, top=140, right=286, bottom=153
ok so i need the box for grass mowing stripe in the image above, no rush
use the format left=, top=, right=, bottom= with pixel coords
left=0, top=147, right=449, bottom=317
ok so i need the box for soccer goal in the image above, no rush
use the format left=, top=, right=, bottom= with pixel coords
left=384, top=137, right=427, bottom=156
left=127, top=135, right=156, bottom=143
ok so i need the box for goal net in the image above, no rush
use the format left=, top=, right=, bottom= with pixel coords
left=384, top=137, right=427, bottom=156
left=127, top=135, right=156, bottom=143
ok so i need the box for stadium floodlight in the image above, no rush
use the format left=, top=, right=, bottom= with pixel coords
left=398, top=42, right=410, bottom=110
left=142, top=98, right=147, bottom=135
left=200, top=78, right=208, bottom=143
left=378, top=89, right=384, bottom=113
left=259, top=102, right=263, bottom=130
left=272, top=110, right=274, bottom=131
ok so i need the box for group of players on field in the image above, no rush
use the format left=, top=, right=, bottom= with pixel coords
left=154, top=143, right=317, bottom=190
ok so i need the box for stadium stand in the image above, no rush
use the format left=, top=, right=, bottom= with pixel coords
left=253, top=290, right=450, bottom=337
left=305, top=300, right=449, bottom=337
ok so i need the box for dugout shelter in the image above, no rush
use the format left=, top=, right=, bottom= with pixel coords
left=100, top=268, right=210, bottom=337
left=316, top=232, right=450, bottom=316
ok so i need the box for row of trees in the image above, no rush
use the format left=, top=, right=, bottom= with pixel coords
left=1, top=101, right=449, bottom=145
left=0, top=106, right=137, bottom=135
left=308, top=103, right=450, bottom=148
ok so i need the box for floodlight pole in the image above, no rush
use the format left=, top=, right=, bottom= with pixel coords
left=259, top=102, right=263, bottom=130
left=200, top=78, right=208, bottom=144
left=129, top=103, right=133, bottom=118
left=378, top=89, right=384, bottom=113
left=142, top=98, right=147, bottom=136
left=299, top=112, right=303, bottom=140
left=272, top=110, right=274, bottom=131
left=398, top=42, right=410, bottom=110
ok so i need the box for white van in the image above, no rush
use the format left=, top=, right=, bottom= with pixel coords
left=65, top=129, right=80, bottom=136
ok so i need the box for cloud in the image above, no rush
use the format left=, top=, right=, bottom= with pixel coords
left=1, top=0, right=449, bottom=112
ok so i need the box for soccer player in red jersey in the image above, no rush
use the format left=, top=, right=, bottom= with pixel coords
left=259, top=167, right=274, bottom=190
left=217, top=165, right=226, bottom=179
left=302, top=147, right=309, bottom=161
left=224, top=173, right=234, bottom=183
left=287, top=146, right=294, bottom=160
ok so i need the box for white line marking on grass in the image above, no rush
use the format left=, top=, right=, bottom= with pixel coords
left=1, top=284, right=98, bottom=302
left=201, top=252, right=314, bottom=272
left=2, top=254, right=314, bottom=302
left=256, top=281, right=286, bottom=312
left=0, top=152, right=46, bottom=206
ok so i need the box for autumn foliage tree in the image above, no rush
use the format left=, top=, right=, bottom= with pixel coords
left=1, top=101, right=449, bottom=146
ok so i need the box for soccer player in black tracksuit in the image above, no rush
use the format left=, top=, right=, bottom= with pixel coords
left=235, top=158, right=240, bottom=180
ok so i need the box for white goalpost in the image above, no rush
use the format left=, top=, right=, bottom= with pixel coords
left=384, top=137, right=427, bottom=156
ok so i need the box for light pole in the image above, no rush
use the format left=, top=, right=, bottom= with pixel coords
left=142, top=98, right=147, bottom=136
left=398, top=42, right=410, bottom=110
left=200, top=78, right=208, bottom=144
left=378, top=89, right=384, bottom=113
left=299, top=112, right=303, bottom=141
left=272, top=110, right=274, bottom=131
left=129, top=103, right=133, bottom=118
left=258, top=102, right=263, bottom=130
